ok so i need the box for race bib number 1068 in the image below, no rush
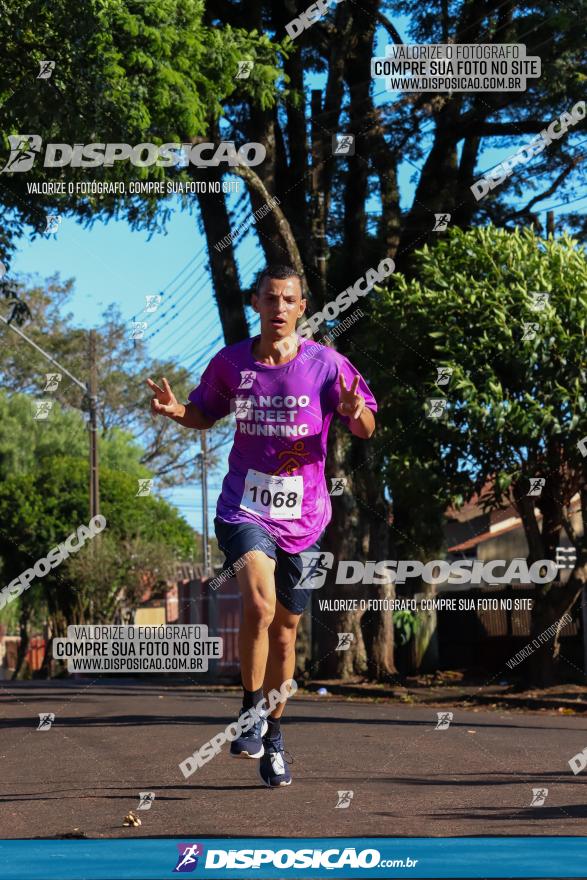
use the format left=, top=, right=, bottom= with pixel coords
left=240, top=469, right=303, bottom=520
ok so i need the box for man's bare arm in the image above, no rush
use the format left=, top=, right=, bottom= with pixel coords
left=348, top=406, right=375, bottom=439
left=167, top=401, right=216, bottom=430
left=147, top=377, right=216, bottom=430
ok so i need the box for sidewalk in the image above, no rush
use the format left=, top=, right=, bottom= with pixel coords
left=307, top=671, right=587, bottom=714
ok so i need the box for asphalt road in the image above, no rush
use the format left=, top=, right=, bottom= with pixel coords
left=1, top=679, right=587, bottom=839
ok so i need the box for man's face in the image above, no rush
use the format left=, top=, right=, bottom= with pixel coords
left=252, top=275, right=306, bottom=340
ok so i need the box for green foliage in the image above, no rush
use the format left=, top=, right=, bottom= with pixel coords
left=393, top=610, right=421, bottom=645
left=0, top=454, right=195, bottom=630
left=0, top=275, right=229, bottom=487
left=0, top=0, right=289, bottom=259
left=369, top=225, right=587, bottom=552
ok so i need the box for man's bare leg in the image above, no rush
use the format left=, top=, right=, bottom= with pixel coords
left=235, top=551, right=277, bottom=692
left=263, top=601, right=300, bottom=720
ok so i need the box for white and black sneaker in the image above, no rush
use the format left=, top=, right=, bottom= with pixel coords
left=258, top=731, right=292, bottom=786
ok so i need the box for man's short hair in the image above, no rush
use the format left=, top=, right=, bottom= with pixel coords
left=255, top=264, right=305, bottom=297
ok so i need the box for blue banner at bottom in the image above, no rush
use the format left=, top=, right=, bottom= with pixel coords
left=1, top=837, right=587, bottom=879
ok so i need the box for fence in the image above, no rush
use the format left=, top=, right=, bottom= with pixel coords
left=175, top=573, right=241, bottom=681
left=436, top=585, right=582, bottom=671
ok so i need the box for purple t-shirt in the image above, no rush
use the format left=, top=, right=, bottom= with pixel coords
left=188, top=336, right=377, bottom=553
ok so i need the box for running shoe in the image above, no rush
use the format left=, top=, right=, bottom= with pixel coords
left=258, top=731, right=292, bottom=787
left=230, top=706, right=268, bottom=759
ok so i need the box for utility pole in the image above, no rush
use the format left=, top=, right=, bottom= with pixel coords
left=0, top=313, right=99, bottom=522
left=310, top=88, right=327, bottom=307
left=88, top=330, right=100, bottom=520
left=200, top=430, right=211, bottom=576
left=546, top=210, right=555, bottom=238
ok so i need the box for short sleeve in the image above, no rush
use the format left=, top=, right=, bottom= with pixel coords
left=187, top=352, right=232, bottom=421
left=322, top=355, right=378, bottom=424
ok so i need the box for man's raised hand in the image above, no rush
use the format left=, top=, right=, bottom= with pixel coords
left=337, top=373, right=365, bottom=420
left=147, top=377, right=180, bottom=418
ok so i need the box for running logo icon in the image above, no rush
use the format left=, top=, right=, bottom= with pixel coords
left=332, top=134, right=355, bottom=156
left=37, top=713, right=55, bottom=730
left=435, top=711, right=453, bottom=730
left=435, top=367, right=453, bottom=387
left=0, top=135, right=43, bottom=173
left=137, top=791, right=156, bottom=810
left=238, top=370, right=256, bottom=389
left=335, top=790, right=354, bottom=809
left=296, top=551, right=334, bottom=589
left=530, top=787, right=548, bottom=806
left=329, top=477, right=347, bottom=496
left=173, top=843, right=204, bottom=873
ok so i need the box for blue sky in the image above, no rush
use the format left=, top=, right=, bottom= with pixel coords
left=5, top=16, right=585, bottom=535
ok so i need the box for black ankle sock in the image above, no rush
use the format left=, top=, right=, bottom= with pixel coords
left=266, top=716, right=281, bottom=739
left=242, top=686, right=264, bottom=710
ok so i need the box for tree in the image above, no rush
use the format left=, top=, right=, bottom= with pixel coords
left=0, top=435, right=196, bottom=675
left=370, top=224, right=587, bottom=684
left=177, top=0, right=586, bottom=679
left=0, top=278, right=233, bottom=487
left=4, top=0, right=586, bottom=679
left=0, top=0, right=287, bottom=264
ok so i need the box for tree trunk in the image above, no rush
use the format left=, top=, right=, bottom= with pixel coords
left=12, top=593, right=31, bottom=680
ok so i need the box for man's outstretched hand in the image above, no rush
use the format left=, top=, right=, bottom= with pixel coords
left=147, top=377, right=182, bottom=418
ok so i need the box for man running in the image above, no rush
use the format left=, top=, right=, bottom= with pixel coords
left=147, top=264, right=376, bottom=787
